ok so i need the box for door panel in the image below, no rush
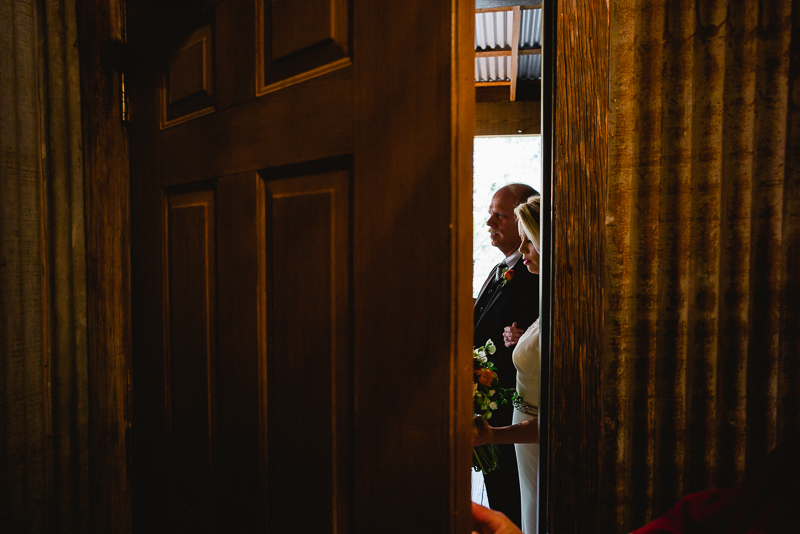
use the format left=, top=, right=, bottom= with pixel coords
left=257, top=0, right=350, bottom=92
left=163, top=23, right=215, bottom=126
left=128, top=0, right=474, bottom=532
left=264, top=171, right=350, bottom=532
left=164, top=189, right=217, bottom=521
left=160, top=69, right=353, bottom=186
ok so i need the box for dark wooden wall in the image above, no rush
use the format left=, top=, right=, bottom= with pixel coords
left=476, top=101, right=541, bottom=136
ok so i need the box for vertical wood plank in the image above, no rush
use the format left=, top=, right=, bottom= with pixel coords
left=353, top=0, right=473, bottom=532
left=550, top=0, right=608, bottom=533
left=509, top=6, right=521, bottom=101
left=454, top=0, right=476, bottom=530
left=75, top=0, right=132, bottom=532
left=127, top=2, right=167, bottom=528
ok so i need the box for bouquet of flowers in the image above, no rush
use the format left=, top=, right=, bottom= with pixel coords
left=472, top=339, right=514, bottom=474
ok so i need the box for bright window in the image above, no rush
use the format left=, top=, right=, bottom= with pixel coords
left=473, top=136, right=542, bottom=297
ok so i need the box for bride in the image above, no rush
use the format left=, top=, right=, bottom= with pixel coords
left=474, top=195, right=541, bottom=534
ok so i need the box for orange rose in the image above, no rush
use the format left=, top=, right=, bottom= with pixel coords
left=503, top=269, right=514, bottom=281
left=476, top=368, right=496, bottom=387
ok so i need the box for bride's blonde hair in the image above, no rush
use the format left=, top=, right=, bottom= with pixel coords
left=514, top=195, right=541, bottom=252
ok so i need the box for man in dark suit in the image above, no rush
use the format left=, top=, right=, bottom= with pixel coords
left=474, top=183, right=539, bottom=527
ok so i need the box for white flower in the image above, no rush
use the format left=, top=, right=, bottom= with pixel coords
left=485, top=340, right=496, bottom=355
left=489, top=402, right=497, bottom=410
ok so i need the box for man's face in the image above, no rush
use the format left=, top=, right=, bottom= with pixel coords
left=486, top=189, right=521, bottom=256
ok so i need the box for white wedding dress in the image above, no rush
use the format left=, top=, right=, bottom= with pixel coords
left=512, top=319, right=540, bottom=534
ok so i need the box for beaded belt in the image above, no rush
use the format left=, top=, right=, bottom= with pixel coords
left=513, top=396, right=538, bottom=417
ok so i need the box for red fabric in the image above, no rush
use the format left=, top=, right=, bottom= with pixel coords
left=632, top=436, right=800, bottom=534
left=632, top=489, right=728, bottom=534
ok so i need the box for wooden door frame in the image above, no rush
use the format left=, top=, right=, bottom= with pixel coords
left=76, top=0, right=611, bottom=532
left=545, top=0, right=609, bottom=533
left=76, top=0, right=132, bottom=532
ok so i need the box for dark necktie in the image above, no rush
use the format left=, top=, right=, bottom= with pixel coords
left=495, top=261, right=507, bottom=282
left=476, top=262, right=506, bottom=315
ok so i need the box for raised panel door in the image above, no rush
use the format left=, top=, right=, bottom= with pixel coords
left=128, top=1, right=474, bottom=532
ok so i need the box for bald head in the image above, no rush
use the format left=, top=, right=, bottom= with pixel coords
left=500, top=183, right=538, bottom=206
left=487, top=183, right=538, bottom=256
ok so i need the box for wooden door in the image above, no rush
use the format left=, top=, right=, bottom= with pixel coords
left=127, top=1, right=475, bottom=532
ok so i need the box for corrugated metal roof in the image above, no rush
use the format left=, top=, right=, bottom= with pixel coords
left=475, top=56, right=512, bottom=82
left=519, top=8, right=542, bottom=48
left=475, top=7, right=542, bottom=83
left=519, top=54, right=541, bottom=80
left=475, top=10, right=514, bottom=50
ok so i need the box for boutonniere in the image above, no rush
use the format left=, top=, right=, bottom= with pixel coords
left=499, top=267, right=514, bottom=288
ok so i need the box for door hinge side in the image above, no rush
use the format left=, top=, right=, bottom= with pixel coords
left=109, top=39, right=130, bottom=124
left=120, top=71, right=129, bottom=123
left=120, top=0, right=129, bottom=124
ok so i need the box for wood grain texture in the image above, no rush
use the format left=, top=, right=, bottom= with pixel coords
left=216, top=0, right=256, bottom=109
left=163, top=24, right=215, bottom=125
left=257, top=0, right=350, bottom=93
left=164, top=191, right=216, bottom=521
left=76, top=0, right=133, bottom=532
left=127, top=2, right=168, bottom=528
left=353, top=0, right=473, bottom=532
left=216, top=173, right=264, bottom=531
left=454, top=0, right=477, bottom=529
left=128, top=1, right=474, bottom=532
left=549, top=0, right=608, bottom=533
left=263, top=172, right=351, bottom=533
left=475, top=100, right=540, bottom=136
left=160, top=67, right=354, bottom=186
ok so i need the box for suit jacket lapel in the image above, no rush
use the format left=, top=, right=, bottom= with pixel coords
left=473, top=256, right=523, bottom=333
left=474, top=264, right=500, bottom=307
left=474, top=282, right=504, bottom=332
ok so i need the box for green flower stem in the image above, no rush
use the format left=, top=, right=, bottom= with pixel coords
left=472, top=444, right=501, bottom=474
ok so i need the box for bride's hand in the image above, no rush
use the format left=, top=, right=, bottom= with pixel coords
left=503, top=322, right=524, bottom=347
left=473, top=415, right=494, bottom=447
